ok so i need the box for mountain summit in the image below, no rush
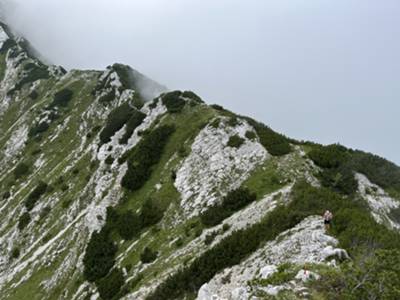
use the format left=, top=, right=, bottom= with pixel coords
left=0, top=21, right=400, bottom=300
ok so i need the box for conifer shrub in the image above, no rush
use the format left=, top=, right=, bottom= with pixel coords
left=210, top=119, right=220, bottom=129
left=29, top=90, right=39, bottom=100
left=245, top=130, right=257, bottom=141
left=227, top=135, right=245, bottom=148
left=119, top=110, right=146, bottom=144
left=308, top=144, right=349, bottom=169
left=200, top=188, right=256, bottom=227
left=349, top=150, right=400, bottom=192
left=140, top=247, right=158, bottom=264
left=140, top=198, right=164, bottom=228
left=2, top=191, right=10, bottom=200
left=28, top=121, right=49, bottom=137
left=307, top=144, right=361, bottom=195
left=162, top=91, right=186, bottom=113
left=14, top=162, right=30, bottom=179
left=121, top=125, right=175, bottom=191
left=105, top=155, right=114, bottom=165
left=182, top=91, right=203, bottom=103
left=100, top=102, right=135, bottom=144
left=49, top=88, right=73, bottom=108
left=18, top=212, right=31, bottom=230
left=11, top=247, right=20, bottom=259
left=24, top=181, right=48, bottom=211
left=245, top=118, right=291, bottom=156
left=210, top=104, right=224, bottom=111
left=204, top=231, right=218, bottom=245
left=97, top=268, right=125, bottom=300
left=149, top=98, right=159, bottom=109
left=115, top=211, right=141, bottom=240
left=83, top=227, right=117, bottom=282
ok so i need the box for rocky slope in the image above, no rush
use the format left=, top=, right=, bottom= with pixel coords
left=0, top=21, right=399, bottom=300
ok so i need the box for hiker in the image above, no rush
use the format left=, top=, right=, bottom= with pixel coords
left=323, top=210, right=333, bottom=230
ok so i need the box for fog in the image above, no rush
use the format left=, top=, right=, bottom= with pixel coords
left=1, top=0, right=399, bottom=164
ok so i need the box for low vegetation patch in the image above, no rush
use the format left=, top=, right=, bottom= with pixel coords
left=48, top=88, right=73, bottom=108
left=28, top=121, right=50, bottom=137
left=140, top=247, right=158, bottom=264
left=200, top=187, right=257, bottom=227
left=162, top=91, right=186, bottom=113
left=24, top=181, right=48, bottom=211
left=97, top=268, right=125, bottom=300
left=245, top=118, right=291, bottom=156
left=14, top=162, right=30, bottom=179
left=121, top=125, right=175, bottom=191
left=119, top=110, right=146, bottom=144
left=99, top=102, right=136, bottom=144
left=227, top=134, right=245, bottom=148
left=18, top=212, right=31, bottom=230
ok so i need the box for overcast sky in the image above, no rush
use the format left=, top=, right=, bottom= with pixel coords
left=2, top=0, right=399, bottom=164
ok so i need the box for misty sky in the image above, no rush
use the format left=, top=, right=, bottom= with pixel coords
left=2, top=0, right=399, bottom=164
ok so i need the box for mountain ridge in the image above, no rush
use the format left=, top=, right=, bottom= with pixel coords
left=0, top=20, right=400, bottom=300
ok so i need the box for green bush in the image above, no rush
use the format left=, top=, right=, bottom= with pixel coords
left=14, top=162, right=30, bottom=179
left=18, top=212, right=31, bottom=230
left=262, top=263, right=296, bottom=286
left=11, top=247, right=20, bottom=259
left=140, top=247, right=158, bottom=264
left=320, top=165, right=358, bottom=195
left=97, top=268, right=125, bottom=300
left=307, top=144, right=359, bottom=195
left=24, top=181, right=48, bottom=211
left=245, top=118, right=291, bottom=156
left=140, top=198, right=164, bottom=227
left=200, top=188, right=256, bottom=227
left=308, top=144, right=349, bottom=169
left=49, top=88, right=73, bottom=108
left=115, top=211, right=141, bottom=240
left=204, top=231, right=218, bottom=245
left=245, top=130, right=257, bottom=140
left=162, top=91, right=186, bottom=113
left=105, top=155, right=114, bottom=165
left=100, top=103, right=136, bottom=144
left=182, top=91, right=203, bottom=103
left=119, top=110, right=146, bottom=144
left=83, top=227, right=117, bottom=282
left=28, top=122, right=49, bottom=137
left=29, top=90, right=39, bottom=100
left=2, top=191, right=10, bottom=200
left=210, top=104, right=224, bottom=111
left=227, top=135, right=245, bottom=148
left=121, top=125, right=175, bottom=191
left=210, top=119, right=220, bottom=129
left=149, top=98, right=159, bottom=109
left=349, top=150, right=400, bottom=192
